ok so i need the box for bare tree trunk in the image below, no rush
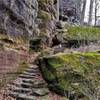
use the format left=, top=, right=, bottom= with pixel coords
left=95, top=1, right=97, bottom=26
left=94, top=0, right=100, bottom=26
left=80, top=0, right=87, bottom=25
left=88, top=0, right=94, bottom=25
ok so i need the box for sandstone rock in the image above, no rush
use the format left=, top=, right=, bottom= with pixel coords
left=38, top=53, right=100, bottom=100
left=0, top=0, right=38, bottom=37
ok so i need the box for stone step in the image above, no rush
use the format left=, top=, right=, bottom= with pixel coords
left=19, top=74, right=36, bottom=79
left=22, top=79, right=47, bottom=88
left=9, top=87, right=49, bottom=96
left=11, top=82, right=32, bottom=88
left=32, top=88, right=50, bottom=96
left=9, top=87, right=31, bottom=93
left=28, top=67, right=38, bottom=70
left=28, top=65, right=38, bottom=68
left=9, top=92, right=37, bottom=100
left=19, top=78, right=34, bottom=81
left=21, top=82, right=33, bottom=88
left=22, top=79, right=36, bottom=84
left=9, top=91, right=18, bottom=98
left=25, top=69, right=39, bottom=73
left=23, top=72, right=37, bottom=76
left=32, top=81, right=47, bottom=88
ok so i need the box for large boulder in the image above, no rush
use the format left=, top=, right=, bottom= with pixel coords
left=38, top=53, right=100, bottom=100
left=0, top=0, right=38, bottom=37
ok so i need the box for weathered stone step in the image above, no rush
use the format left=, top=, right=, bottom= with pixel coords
left=32, top=88, right=50, bottom=96
left=22, top=79, right=36, bottom=84
left=9, top=87, right=31, bottom=93
left=32, top=81, right=47, bottom=88
left=25, top=69, right=39, bottom=73
left=11, top=82, right=32, bottom=88
left=23, top=72, right=37, bottom=76
left=22, top=80, right=47, bottom=88
left=9, top=92, right=37, bottom=100
left=28, top=67, right=38, bottom=70
left=21, top=82, right=33, bottom=88
left=19, top=74, right=36, bottom=79
left=10, top=87, right=49, bottom=96
left=28, top=65, right=38, bottom=69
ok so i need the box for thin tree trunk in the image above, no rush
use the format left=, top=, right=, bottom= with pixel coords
left=95, top=5, right=97, bottom=25
left=94, top=0, right=100, bottom=26
left=88, top=0, right=94, bottom=25
left=80, top=0, right=87, bottom=25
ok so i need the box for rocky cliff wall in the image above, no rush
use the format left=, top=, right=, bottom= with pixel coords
left=36, top=0, right=57, bottom=46
left=0, top=0, right=38, bottom=38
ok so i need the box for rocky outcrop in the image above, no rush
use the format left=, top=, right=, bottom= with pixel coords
left=38, top=53, right=100, bottom=100
left=36, top=0, right=57, bottom=46
left=0, top=0, right=38, bottom=38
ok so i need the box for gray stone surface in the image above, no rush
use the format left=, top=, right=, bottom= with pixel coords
left=0, top=0, right=38, bottom=36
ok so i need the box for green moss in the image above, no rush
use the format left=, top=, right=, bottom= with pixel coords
left=47, top=53, right=100, bottom=77
left=39, top=53, right=100, bottom=99
left=63, top=26, right=100, bottom=40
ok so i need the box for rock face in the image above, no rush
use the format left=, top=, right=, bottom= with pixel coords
left=0, top=0, right=38, bottom=37
left=36, top=0, right=57, bottom=46
left=38, top=53, right=100, bottom=100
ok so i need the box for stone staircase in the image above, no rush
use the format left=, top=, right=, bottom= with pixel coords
left=7, top=65, right=51, bottom=100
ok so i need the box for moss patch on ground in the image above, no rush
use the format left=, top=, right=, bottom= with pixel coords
left=39, top=53, right=100, bottom=99
left=63, top=26, right=100, bottom=40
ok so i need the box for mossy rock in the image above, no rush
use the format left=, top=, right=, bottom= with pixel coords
left=38, top=0, right=53, bottom=9
left=38, top=10, right=51, bottom=22
left=38, top=53, right=100, bottom=100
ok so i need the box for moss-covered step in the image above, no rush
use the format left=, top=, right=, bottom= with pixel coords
left=38, top=53, right=100, bottom=100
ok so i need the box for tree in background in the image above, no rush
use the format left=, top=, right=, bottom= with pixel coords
left=94, top=0, right=100, bottom=25
left=80, top=0, right=87, bottom=25
left=88, top=0, right=94, bottom=25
